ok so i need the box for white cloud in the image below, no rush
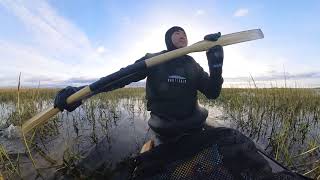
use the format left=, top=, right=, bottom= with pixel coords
left=195, top=9, right=205, bottom=16
left=234, top=8, right=249, bottom=17
left=96, top=46, right=107, bottom=54
left=0, top=0, right=94, bottom=62
left=0, top=0, right=117, bottom=87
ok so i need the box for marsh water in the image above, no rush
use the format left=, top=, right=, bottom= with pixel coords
left=0, top=98, right=233, bottom=179
left=0, top=91, right=319, bottom=179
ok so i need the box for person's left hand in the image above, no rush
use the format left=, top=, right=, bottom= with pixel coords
left=204, top=32, right=221, bottom=42
left=204, top=32, right=223, bottom=69
left=206, top=45, right=224, bottom=69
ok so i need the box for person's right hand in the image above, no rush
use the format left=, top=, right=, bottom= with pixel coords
left=204, top=32, right=221, bottom=42
left=54, top=86, right=82, bottom=112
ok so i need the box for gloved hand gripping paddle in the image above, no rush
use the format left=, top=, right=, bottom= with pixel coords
left=204, top=32, right=224, bottom=77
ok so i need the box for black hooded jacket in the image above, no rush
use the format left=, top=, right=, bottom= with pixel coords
left=102, top=27, right=223, bottom=136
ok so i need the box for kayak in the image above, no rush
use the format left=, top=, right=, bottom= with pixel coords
left=60, top=126, right=313, bottom=180
left=129, top=127, right=312, bottom=180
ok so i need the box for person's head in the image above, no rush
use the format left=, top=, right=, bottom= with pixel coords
left=165, top=26, right=188, bottom=51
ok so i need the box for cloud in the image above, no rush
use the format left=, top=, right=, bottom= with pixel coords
left=64, top=77, right=98, bottom=85
left=0, top=40, right=69, bottom=78
left=96, top=46, right=107, bottom=54
left=195, top=9, right=205, bottom=16
left=226, top=71, right=320, bottom=81
left=223, top=71, right=320, bottom=88
left=0, top=0, right=93, bottom=62
left=24, top=76, right=59, bottom=83
left=63, top=77, right=145, bottom=88
left=234, top=8, right=249, bottom=17
left=0, top=0, right=119, bottom=87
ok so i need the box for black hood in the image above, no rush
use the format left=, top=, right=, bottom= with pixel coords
left=165, top=26, right=185, bottom=51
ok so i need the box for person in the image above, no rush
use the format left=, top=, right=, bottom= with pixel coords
left=54, top=26, right=224, bottom=143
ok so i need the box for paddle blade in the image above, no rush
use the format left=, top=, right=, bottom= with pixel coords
left=145, top=29, right=264, bottom=67
left=187, top=29, right=264, bottom=52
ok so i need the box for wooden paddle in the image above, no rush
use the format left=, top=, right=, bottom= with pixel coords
left=21, top=29, right=264, bottom=134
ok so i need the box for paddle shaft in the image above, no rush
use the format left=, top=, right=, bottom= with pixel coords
left=21, top=29, right=264, bottom=134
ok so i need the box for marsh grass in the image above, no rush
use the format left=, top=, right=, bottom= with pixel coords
left=216, top=88, right=320, bottom=177
left=0, top=87, right=319, bottom=178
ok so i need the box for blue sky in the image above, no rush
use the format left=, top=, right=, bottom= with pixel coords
left=0, top=0, right=319, bottom=88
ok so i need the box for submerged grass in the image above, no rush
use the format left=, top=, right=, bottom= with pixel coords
left=0, top=144, right=22, bottom=179
left=0, top=87, right=319, bottom=178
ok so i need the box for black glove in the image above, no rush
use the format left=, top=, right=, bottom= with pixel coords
left=204, top=32, right=224, bottom=73
left=204, top=32, right=221, bottom=42
left=54, top=86, right=82, bottom=112
left=206, top=45, right=224, bottom=70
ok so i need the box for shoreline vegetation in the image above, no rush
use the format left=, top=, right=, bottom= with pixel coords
left=0, top=87, right=319, bottom=179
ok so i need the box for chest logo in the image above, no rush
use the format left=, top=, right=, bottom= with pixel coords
left=168, top=75, right=187, bottom=84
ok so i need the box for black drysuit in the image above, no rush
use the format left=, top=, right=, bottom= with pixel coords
left=100, top=49, right=223, bottom=138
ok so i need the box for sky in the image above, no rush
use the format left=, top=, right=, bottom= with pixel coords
left=0, top=0, right=319, bottom=88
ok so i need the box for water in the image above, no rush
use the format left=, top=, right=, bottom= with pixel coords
left=0, top=103, right=15, bottom=129
left=0, top=99, right=228, bottom=179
